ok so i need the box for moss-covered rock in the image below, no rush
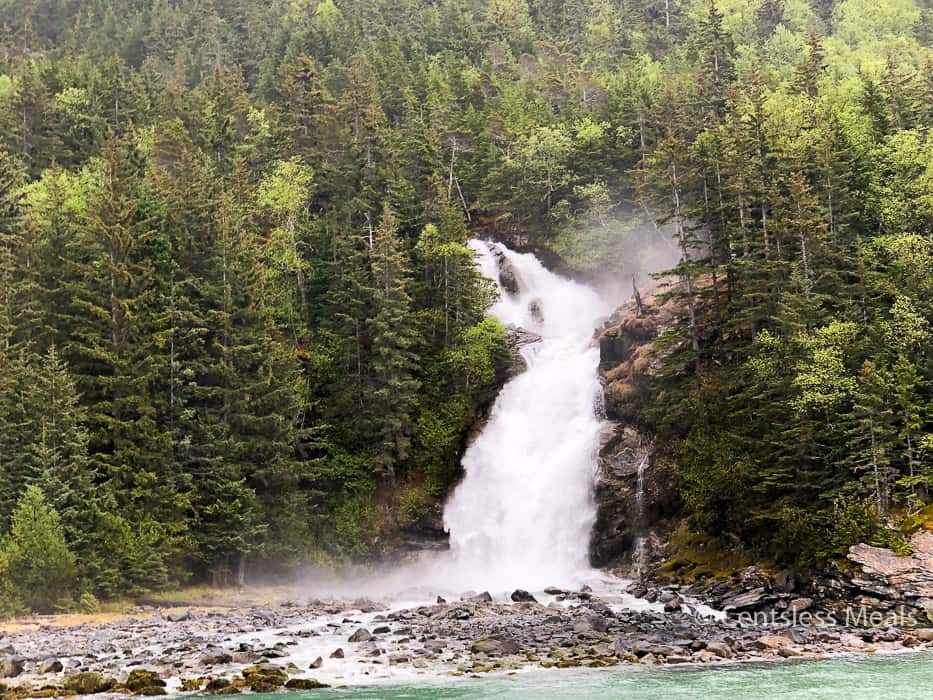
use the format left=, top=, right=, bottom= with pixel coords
left=179, top=679, right=202, bottom=692
left=205, top=678, right=231, bottom=694
left=62, top=673, right=113, bottom=695
left=284, top=678, right=329, bottom=690
left=125, top=670, right=165, bottom=694
left=241, top=665, right=287, bottom=692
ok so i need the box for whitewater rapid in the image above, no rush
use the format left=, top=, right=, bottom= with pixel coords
left=442, top=241, right=613, bottom=591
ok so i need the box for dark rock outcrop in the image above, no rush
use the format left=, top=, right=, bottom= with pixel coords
left=490, top=244, right=521, bottom=295
left=590, top=293, right=681, bottom=573
left=505, top=325, right=542, bottom=376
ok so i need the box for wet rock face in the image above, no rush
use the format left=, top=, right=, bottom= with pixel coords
left=505, top=324, right=542, bottom=376
left=488, top=244, right=521, bottom=295
left=589, top=426, right=680, bottom=571
left=590, top=291, right=682, bottom=574
left=597, top=295, right=673, bottom=425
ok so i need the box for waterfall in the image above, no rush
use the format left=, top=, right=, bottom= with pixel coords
left=442, top=241, right=612, bottom=592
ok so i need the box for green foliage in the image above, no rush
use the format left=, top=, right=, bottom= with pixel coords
left=1, top=486, right=77, bottom=613
left=333, top=490, right=379, bottom=557
left=822, top=495, right=882, bottom=560
left=870, top=527, right=913, bottom=556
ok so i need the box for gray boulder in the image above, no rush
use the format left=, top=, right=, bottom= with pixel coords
left=471, top=636, right=520, bottom=656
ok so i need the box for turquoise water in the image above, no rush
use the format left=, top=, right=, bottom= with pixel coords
left=257, top=653, right=933, bottom=699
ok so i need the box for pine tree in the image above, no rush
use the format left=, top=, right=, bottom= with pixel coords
left=368, top=205, right=421, bottom=476
left=844, top=361, right=897, bottom=514
left=63, top=140, right=183, bottom=573
left=696, top=1, right=735, bottom=120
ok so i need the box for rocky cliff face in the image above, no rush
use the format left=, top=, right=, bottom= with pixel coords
left=590, top=291, right=682, bottom=575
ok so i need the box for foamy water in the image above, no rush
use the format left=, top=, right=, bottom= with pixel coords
left=441, top=241, right=613, bottom=591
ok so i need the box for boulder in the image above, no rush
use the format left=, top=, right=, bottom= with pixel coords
left=756, top=636, right=791, bottom=650
left=573, top=615, right=610, bottom=634
left=775, top=570, right=800, bottom=593
left=136, top=687, right=168, bottom=696
left=63, top=672, right=114, bottom=695
left=635, top=643, right=681, bottom=658
left=359, top=642, right=381, bottom=657
left=199, top=647, right=233, bottom=666
left=309, top=656, right=323, bottom=669
left=125, top=670, right=166, bottom=693
left=180, top=679, right=202, bottom=692
left=471, top=636, right=520, bottom=656
left=611, top=637, right=633, bottom=656
left=329, top=648, right=344, bottom=659
left=205, top=678, right=233, bottom=695
left=704, top=641, right=733, bottom=659
left=285, top=678, right=329, bottom=690
left=0, top=658, right=23, bottom=679
left=348, top=628, right=372, bottom=643
left=468, top=591, right=493, bottom=604
left=722, top=587, right=768, bottom=612
left=510, top=590, right=538, bottom=603
left=665, top=655, right=691, bottom=664
left=40, top=659, right=63, bottom=674
left=241, top=664, right=287, bottom=692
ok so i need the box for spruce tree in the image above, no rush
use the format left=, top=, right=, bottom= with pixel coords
left=368, top=205, right=421, bottom=476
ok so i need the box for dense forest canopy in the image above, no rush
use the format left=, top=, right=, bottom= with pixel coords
left=0, top=0, right=929, bottom=612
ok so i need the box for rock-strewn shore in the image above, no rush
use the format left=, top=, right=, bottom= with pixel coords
left=2, top=584, right=933, bottom=698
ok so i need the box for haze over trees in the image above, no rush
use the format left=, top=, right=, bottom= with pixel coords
left=0, top=0, right=930, bottom=611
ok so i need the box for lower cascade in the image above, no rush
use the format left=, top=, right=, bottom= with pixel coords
left=442, top=241, right=613, bottom=592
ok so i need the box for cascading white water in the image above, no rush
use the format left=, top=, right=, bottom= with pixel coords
left=442, top=241, right=613, bottom=592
